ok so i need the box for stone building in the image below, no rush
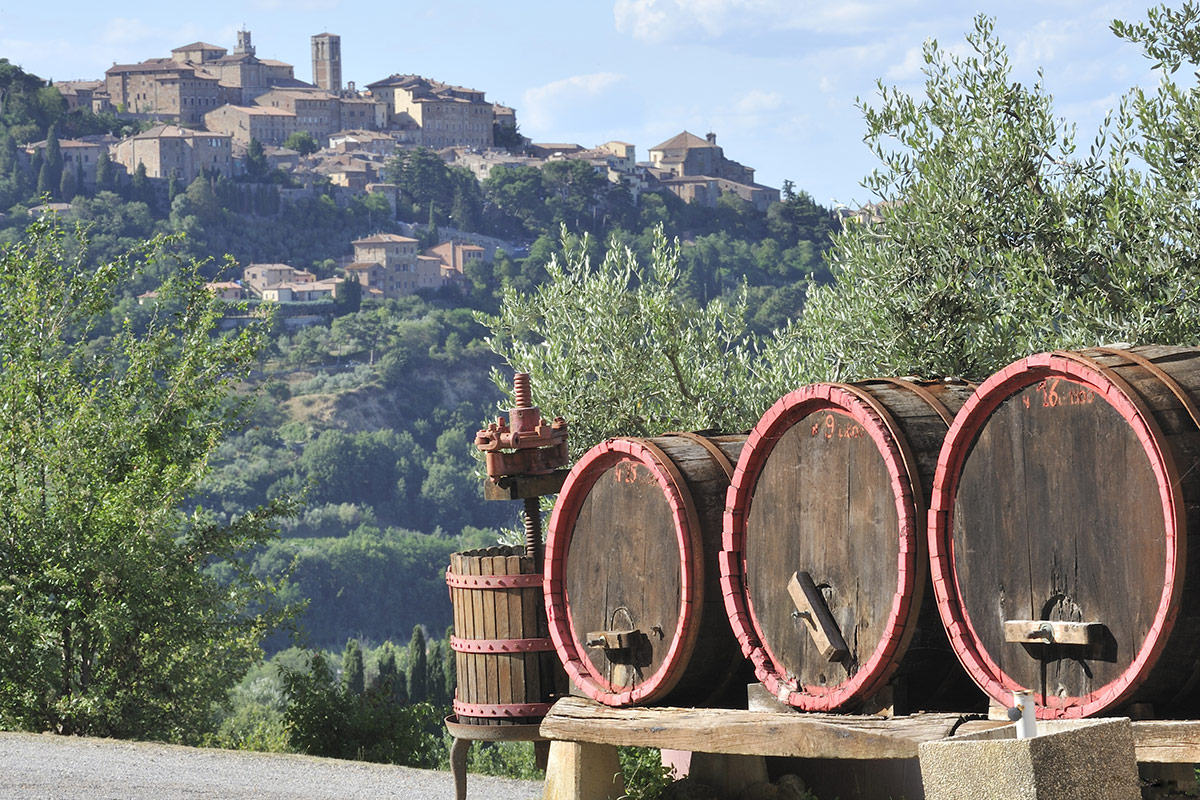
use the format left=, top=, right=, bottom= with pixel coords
left=54, top=80, right=110, bottom=114
left=204, top=105, right=296, bottom=147
left=206, top=90, right=384, bottom=147
left=105, top=33, right=303, bottom=124
left=112, top=125, right=233, bottom=181
left=345, top=233, right=440, bottom=298
left=647, top=131, right=779, bottom=211
left=25, top=138, right=108, bottom=188
left=105, top=59, right=227, bottom=125
left=365, top=74, right=495, bottom=149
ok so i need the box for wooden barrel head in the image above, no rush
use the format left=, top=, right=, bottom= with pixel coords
left=546, top=438, right=702, bottom=706
left=930, top=352, right=1185, bottom=718
left=723, top=383, right=926, bottom=711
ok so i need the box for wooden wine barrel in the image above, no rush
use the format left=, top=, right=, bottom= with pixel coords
left=545, top=433, right=751, bottom=707
left=930, top=346, right=1200, bottom=719
left=721, top=379, right=982, bottom=712
left=447, top=546, right=562, bottom=725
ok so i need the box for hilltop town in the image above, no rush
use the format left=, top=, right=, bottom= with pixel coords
left=36, top=30, right=781, bottom=303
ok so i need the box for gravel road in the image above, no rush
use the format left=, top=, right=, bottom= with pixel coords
left=0, top=731, right=544, bottom=800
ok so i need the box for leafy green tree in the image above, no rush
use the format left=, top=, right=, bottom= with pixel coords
left=407, top=626, right=427, bottom=703
left=373, top=643, right=408, bottom=704
left=58, top=159, right=77, bottom=201
left=443, top=625, right=456, bottom=702
left=95, top=150, right=114, bottom=193
left=0, top=219, right=292, bottom=740
left=36, top=124, right=62, bottom=197
left=426, top=637, right=448, bottom=707
left=280, top=650, right=440, bottom=767
left=334, top=271, right=362, bottom=315
left=128, top=161, right=153, bottom=208
left=283, top=130, right=320, bottom=156
left=772, top=12, right=1200, bottom=389
left=492, top=122, right=524, bottom=150
left=342, top=639, right=365, bottom=695
left=245, top=138, right=270, bottom=181
left=481, top=227, right=771, bottom=457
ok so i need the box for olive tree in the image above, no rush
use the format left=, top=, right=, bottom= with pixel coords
left=481, top=228, right=772, bottom=457
left=771, top=12, right=1200, bottom=387
left=0, top=219, right=292, bottom=741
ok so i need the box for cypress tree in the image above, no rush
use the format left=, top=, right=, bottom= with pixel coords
left=444, top=625, right=456, bottom=702
left=427, top=637, right=449, bottom=707
left=407, top=625, right=427, bottom=703
left=130, top=162, right=152, bottom=207
left=37, top=159, right=54, bottom=198
left=58, top=162, right=76, bottom=202
left=375, top=642, right=408, bottom=704
left=43, top=123, right=62, bottom=194
left=95, top=150, right=114, bottom=192
left=342, top=638, right=365, bottom=695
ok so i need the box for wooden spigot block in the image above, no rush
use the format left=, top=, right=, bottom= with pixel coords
left=585, top=630, right=643, bottom=650
left=1003, top=620, right=1106, bottom=646
left=787, top=571, right=849, bottom=662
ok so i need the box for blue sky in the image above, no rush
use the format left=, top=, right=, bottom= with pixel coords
left=0, top=1, right=1164, bottom=207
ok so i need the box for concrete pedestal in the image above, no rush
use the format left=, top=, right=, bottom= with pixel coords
left=918, top=718, right=1140, bottom=800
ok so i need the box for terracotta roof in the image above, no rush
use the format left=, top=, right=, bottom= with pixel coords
left=106, top=60, right=196, bottom=75
left=209, top=53, right=257, bottom=65
left=172, top=42, right=225, bottom=52
left=345, top=261, right=382, bottom=271
left=214, top=105, right=293, bottom=116
left=129, top=124, right=202, bottom=140
left=649, top=131, right=713, bottom=152
left=353, top=233, right=418, bottom=245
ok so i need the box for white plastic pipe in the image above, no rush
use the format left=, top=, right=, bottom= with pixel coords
left=1011, top=690, right=1037, bottom=739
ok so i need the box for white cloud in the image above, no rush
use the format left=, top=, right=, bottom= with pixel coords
left=101, top=18, right=202, bottom=49
left=613, top=0, right=920, bottom=43
left=613, top=0, right=668, bottom=42
left=522, top=73, right=625, bottom=131
left=736, top=89, right=782, bottom=114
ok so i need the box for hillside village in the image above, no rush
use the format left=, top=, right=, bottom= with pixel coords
left=36, top=30, right=781, bottom=305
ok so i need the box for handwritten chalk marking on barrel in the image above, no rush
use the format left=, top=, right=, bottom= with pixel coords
left=787, top=571, right=849, bottom=662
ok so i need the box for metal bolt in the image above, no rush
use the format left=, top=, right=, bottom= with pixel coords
left=524, top=496, right=541, bottom=568
left=514, top=372, right=532, bottom=409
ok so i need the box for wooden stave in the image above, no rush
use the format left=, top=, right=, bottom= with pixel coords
left=928, top=345, right=1200, bottom=719
left=447, top=545, right=561, bottom=725
left=545, top=434, right=751, bottom=707
left=721, top=379, right=980, bottom=712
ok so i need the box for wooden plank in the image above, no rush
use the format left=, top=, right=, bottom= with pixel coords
left=494, top=554, right=514, bottom=714
left=521, top=552, right=541, bottom=710
left=482, top=470, right=570, bottom=501
left=539, top=697, right=966, bottom=759
left=480, top=555, right=498, bottom=726
left=1132, top=721, right=1200, bottom=763
left=505, top=554, right=524, bottom=711
left=467, top=553, right=484, bottom=724
left=1003, top=620, right=1106, bottom=646
left=788, top=571, right=849, bottom=662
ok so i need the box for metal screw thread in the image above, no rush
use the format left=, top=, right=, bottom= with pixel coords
left=523, top=496, right=542, bottom=566
left=514, top=372, right=532, bottom=408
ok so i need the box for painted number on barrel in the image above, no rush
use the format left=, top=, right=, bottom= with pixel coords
left=614, top=461, right=644, bottom=484
left=809, top=413, right=865, bottom=440
left=1021, top=378, right=1096, bottom=410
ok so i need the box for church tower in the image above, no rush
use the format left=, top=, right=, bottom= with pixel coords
left=311, top=33, right=342, bottom=92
